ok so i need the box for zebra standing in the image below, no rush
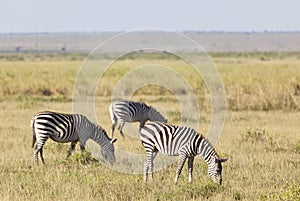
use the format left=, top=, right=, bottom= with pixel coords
left=109, top=100, right=167, bottom=137
left=140, top=121, right=227, bottom=185
left=31, top=111, right=117, bottom=165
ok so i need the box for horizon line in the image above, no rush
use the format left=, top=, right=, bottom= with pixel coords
left=1, top=30, right=300, bottom=35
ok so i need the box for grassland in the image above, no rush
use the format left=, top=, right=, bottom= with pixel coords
left=0, top=52, right=299, bottom=201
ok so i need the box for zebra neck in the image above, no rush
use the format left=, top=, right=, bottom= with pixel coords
left=145, top=106, right=151, bottom=117
left=89, top=124, right=109, bottom=147
left=197, top=137, right=217, bottom=164
left=148, top=107, right=157, bottom=120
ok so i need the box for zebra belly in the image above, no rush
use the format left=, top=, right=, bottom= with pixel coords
left=119, top=116, right=142, bottom=123
left=50, top=136, right=77, bottom=143
left=154, top=142, right=196, bottom=157
left=154, top=143, right=178, bottom=156
left=49, top=131, right=79, bottom=143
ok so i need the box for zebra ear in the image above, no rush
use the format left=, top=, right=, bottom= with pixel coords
left=111, top=139, right=117, bottom=144
left=215, top=156, right=228, bottom=163
left=220, top=158, right=228, bottom=163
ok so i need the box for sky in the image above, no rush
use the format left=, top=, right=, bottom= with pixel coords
left=1, top=0, right=300, bottom=33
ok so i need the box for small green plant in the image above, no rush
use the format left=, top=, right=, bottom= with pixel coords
left=243, top=127, right=268, bottom=142
left=233, top=191, right=244, bottom=200
left=73, top=150, right=98, bottom=165
left=259, top=183, right=300, bottom=201
left=200, top=182, right=220, bottom=198
left=170, top=182, right=222, bottom=200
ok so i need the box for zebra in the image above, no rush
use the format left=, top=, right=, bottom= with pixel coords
left=109, top=100, right=167, bottom=137
left=140, top=121, right=227, bottom=185
left=31, top=111, right=117, bottom=165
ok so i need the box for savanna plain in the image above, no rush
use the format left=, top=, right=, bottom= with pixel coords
left=0, top=52, right=300, bottom=201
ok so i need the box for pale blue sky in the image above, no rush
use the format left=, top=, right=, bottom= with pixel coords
left=1, top=0, right=300, bottom=33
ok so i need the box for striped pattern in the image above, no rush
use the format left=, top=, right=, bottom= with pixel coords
left=31, top=111, right=117, bottom=164
left=109, top=100, right=166, bottom=137
left=140, top=122, right=227, bottom=185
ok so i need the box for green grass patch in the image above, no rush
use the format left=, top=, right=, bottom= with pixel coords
left=259, top=183, right=300, bottom=201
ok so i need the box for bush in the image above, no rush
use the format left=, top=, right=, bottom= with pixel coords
left=242, top=128, right=287, bottom=152
left=243, top=128, right=268, bottom=142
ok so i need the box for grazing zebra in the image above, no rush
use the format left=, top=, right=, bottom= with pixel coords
left=31, top=111, right=117, bottom=165
left=140, top=122, right=227, bottom=185
left=109, top=100, right=167, bottom=137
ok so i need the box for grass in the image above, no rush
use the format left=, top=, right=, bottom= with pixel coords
left=259, top=183, right=300, bottom=201
left=1, top=52, right=299, bottom=111
left=0, top=52, right=300, bottom=200
left=219, top=55, right=300, bottom=111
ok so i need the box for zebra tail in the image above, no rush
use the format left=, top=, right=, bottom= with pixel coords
left=30, top=118, right=36, bottom=148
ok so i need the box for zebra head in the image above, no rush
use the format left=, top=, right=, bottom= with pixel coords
left=101, top=138, right=117, bottom=165
left=207, top=156, right=228, bottom=185
left=148, top=107, right=167, bottom=123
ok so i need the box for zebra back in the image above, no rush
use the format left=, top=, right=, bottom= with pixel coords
left=110, top=100, right=148, bottom=122
left=140, top=121, right=199, bottom=155
left=110, top=100, right=166, bottom=123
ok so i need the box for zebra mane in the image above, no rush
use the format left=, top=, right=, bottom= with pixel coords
left=93, top=123, right=111, bottom=140
left=148, top=107, right=165, bottom=121
left=197, top=133, right=219, bottom=160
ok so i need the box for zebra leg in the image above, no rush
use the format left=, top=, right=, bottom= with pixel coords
left=174, top=153, right=187, bottom=185
left=118, top=121, right=125, bottom=137
left=111, top=122, right=116, bottom=138
left=40, top=147, right=45, bottom=164
left=144, top=151, right=154, bottom=182
left=80, top=144, right=85, bottom=151
left=34, top=145, right=45, bottom=165
left=79, top=138, right=86, bottom=151
left=188, top=157, right=194, bottom=183
left=109, top=104, right=118, bottom=138
left=34, top=147, right=39, bottom=164
left=149, top=151, right=158, bottom=182
left=34, top=137, right=48, bottom=165
left=32, top=133, right=36, bottom=148
left=139, top=121, right=146, bottom=131
left=110, top=114, right=118, bottom=138
left=67, top=141, right=77, bottom=158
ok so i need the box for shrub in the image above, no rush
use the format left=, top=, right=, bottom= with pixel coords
left=242, top=128, right=286, bottom=152
left=243, top=128, right=268, bottom=142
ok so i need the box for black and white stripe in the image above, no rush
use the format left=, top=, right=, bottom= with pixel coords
left=109, top=100, right=167, bottom=137
left=140, top=121, right=227, bottom=185
left=31, top=111, right=117, bottom=165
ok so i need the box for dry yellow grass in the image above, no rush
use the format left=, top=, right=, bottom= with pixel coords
left=0, top=53, right=299, bottom=200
